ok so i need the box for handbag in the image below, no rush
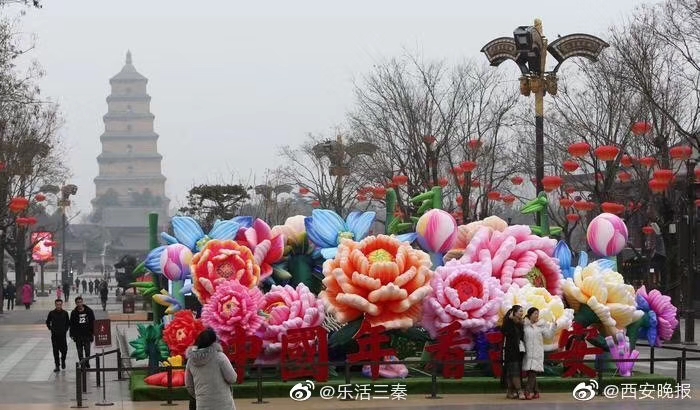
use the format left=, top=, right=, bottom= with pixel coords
left=519, top=340, right=526, bottom=353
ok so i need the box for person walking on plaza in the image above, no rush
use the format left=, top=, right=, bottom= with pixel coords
left=185, top=328, right=237, bottom=410
left=21, top=283, right=33, bottom=309
left=88, top=281, right=93, bottom=295
left=81, top=279, right=87, bottom=294
left=69, top=296, right=95, bottom=366
left=46, top=299, right=70, bottom=372
left=75, top=278, right=80, bottom=292
left=99, top=281, right=108, bottom=311
left=522, top=307, right=555, bottom=400
left=4, top=281, right=16, bottom=310
left=501, top=304, right=526, bottom=400
left=62, top=282, right=70, bottom=302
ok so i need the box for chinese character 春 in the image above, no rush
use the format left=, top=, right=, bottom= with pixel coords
left=390, top=383, right=407, bottom=400
left=425, top=321, right=470, bottom=379
left=355, top=384, right=372, bottom=400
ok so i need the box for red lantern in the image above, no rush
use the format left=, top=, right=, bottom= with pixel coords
left=562, top=160, right=579, bottom=173
left=311, top=200, right=321, bottom=208
left=487, top=191, right=501, bottom=201
left=618, top=172, right=632, bottom=182
left=511, top=176, right=524, bottom=185
left=670, top=145, right=693, bottom=161
left=653, top=169, right=674, bottom=183
left=299, top=187, right=310, bottom=195
left=460, top=161, right=477, bottom=173
left=542, top=176, right=563, bottom=192
left=16, top=217, right=38, bottom=227
left=471, top=180, right=481, bottom=188
left=372, top=186, right=387, bottom=198
left=392, top=174, right=409, bottom=185
left=451, top=167, right=464, bottom=176
left=566, top=214, right=580, bottom=224
left=468, top=139, right=482, bottom=150
left=639, top=157, right=656, bottom=169
left=9, top=197, right=29, bottom=214
left=649, top=179, right=669, bottom=194
left=34, top=193, right=46, bottom=202
left=438, top=177, right=449, bottom=188
left=594, top=145, right=620, bottom=161
left=456, top=196, right=464, bottom=206
left=502, top=195, right=516, bottom=206
left=620, top=155, right=635, bottom=168
left=642, top=226, right=655, bottom=235
left=573, top=201, right=596, bottom=212
left=423, top=135, right=436, bottom=144
left=559, top=198, right=574, bottom=208
left=568, top=142, right=591, bottom=158
left=631, top=121, right=653, bottom=136
left=601, top=202, right=626, bottom=215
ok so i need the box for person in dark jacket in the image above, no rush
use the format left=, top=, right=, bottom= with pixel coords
left=62, top=282, right=70, bottom=302
left=4, top=281, right=16, bottom=310
left=99, top=281, right=108, bottom=311
left=69, top=296, right=95, bottom=366
left=502, top=304, right=526, bottom=400
left=46, top=299, right=70, bottom=372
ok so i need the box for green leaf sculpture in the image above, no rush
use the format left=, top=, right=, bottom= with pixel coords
left=129, top=323, right=170, bottom=375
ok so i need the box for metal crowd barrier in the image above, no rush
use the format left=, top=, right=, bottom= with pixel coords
left=70, top=345, right=700, bottom=408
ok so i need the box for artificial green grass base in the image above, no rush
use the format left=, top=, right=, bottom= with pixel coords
left=129, top=369, right=676, bottom=401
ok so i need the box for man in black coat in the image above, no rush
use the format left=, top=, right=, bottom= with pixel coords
left=4, top=281, right=16, bottom=310
left=69, top=296, right=95, bottom=366
left=46, top=299, right=70, bottom=372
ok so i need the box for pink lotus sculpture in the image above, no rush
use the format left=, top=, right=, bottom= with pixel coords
left=455, top=224, right=562, bottom=295
left=237, top=218, right=285, bottom=280
left=261, top=283, right=325, bottom=353
left=422, top=259, right=503, bottom=348
left=201, top=280, right=266, bottom=345
left=605, top=332, right=639, bottom=377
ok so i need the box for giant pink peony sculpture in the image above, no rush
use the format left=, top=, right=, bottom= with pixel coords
left=261, top=283, right=325, bottom=352
left=236, top=218, right=285, bottom=280
left=422, top=259, right=503, bottom=348
left=454, top=223, right=562, bottom=295
left=201, top=280, right=266, bottom=345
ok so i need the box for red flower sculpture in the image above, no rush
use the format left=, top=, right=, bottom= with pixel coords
left=163, top=310, right=205, bottom=357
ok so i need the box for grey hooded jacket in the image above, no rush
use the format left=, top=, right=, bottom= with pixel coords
left=185, top=343, right=237, bottom=410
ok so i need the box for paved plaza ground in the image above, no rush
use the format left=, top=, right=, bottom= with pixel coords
left=1, top=293, right=700, bottom=409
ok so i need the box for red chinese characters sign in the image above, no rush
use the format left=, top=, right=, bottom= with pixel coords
left=221, top=327, right=262, bottom=384
left=280, top=326, right=329, bottom=382
left=425, top=322, right=470, bottom=379
left=346, top=322, right=396, bottom=380
left=549, top=323, right=604, bottom=378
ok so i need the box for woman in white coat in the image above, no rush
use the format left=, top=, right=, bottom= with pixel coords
left=522, top=307, right=555, bottom=399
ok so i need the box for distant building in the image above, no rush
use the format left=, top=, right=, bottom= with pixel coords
left=90, top=51, right=170, bottom=260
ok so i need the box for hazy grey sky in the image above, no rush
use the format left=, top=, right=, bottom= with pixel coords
left=8, top=0, right=649, bottom=216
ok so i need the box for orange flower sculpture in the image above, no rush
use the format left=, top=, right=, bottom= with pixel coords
left=191, top=239, right=260, bottom=304
left=321, top=235, right=434, bottom=330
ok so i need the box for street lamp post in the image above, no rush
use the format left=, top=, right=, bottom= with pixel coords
left=481, top=19, right=609, bottom=215
left=312, top=136, right=377, bottom=215
left=684, top=159, right=697, bottom=344
left=59, top=184, right=78, bottom=286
